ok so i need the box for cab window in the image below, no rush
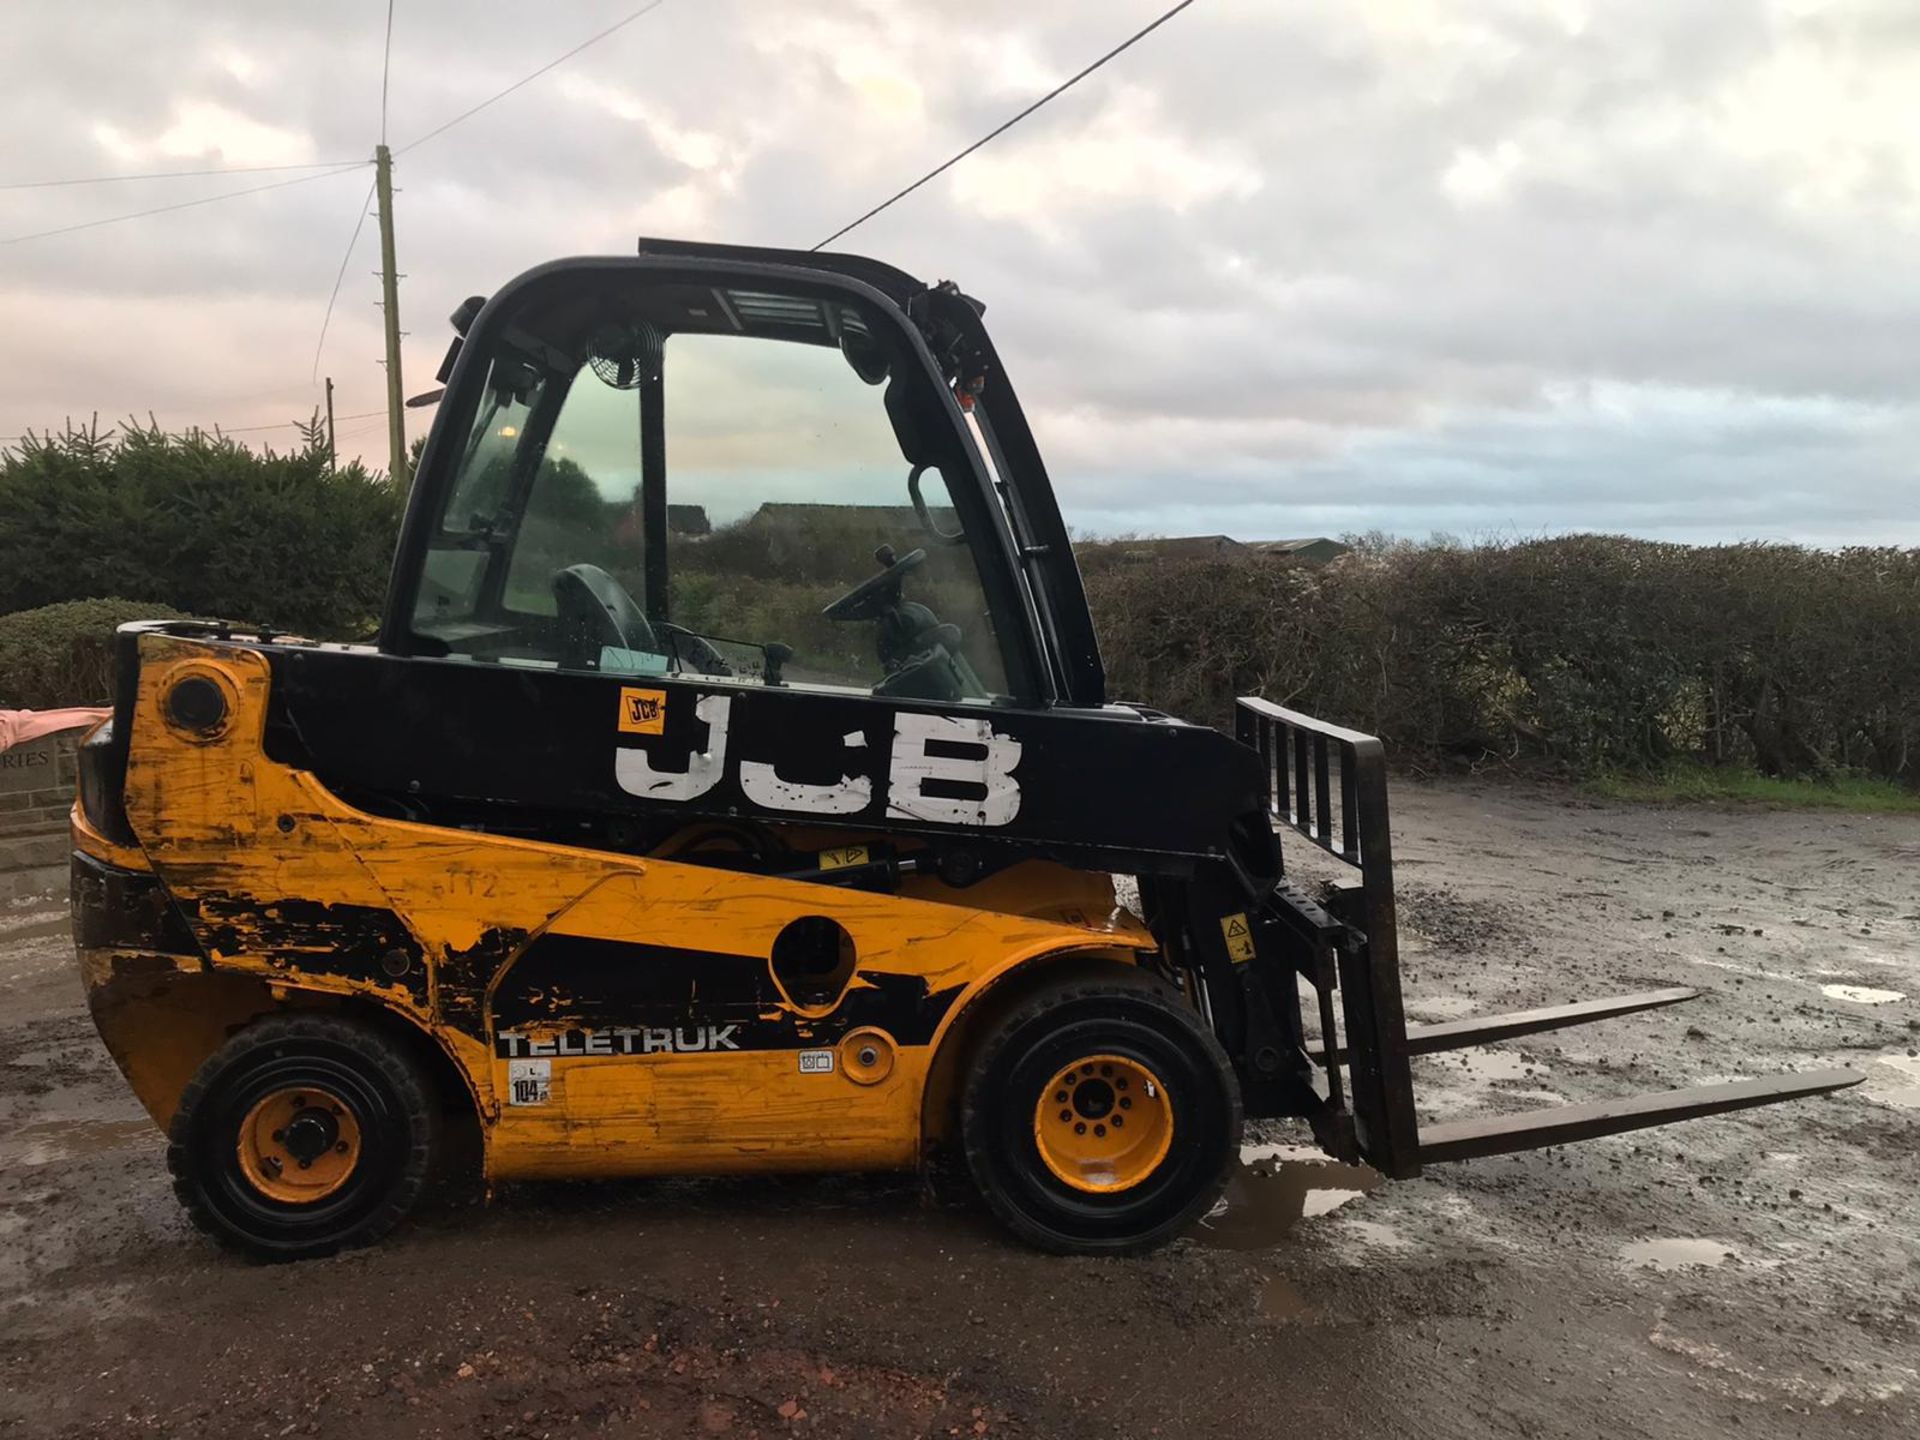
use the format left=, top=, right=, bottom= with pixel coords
left=410, top=277, right=1017, bottom=705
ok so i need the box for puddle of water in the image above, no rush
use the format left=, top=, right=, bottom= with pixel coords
left=1866, top=1055, right=1920, bottom=1110
left=1258, top=1273, right=1311, bottom=1320
left=1406, top=994, right=1480, bottom=1020
left=1, top=1119, right=154, bottom=1166
left=1337, top=1218, right=1414, bottom=1252
left=1195, top=1144, right=1383, bottom=1252
left=0, top=915, right=70, bottom=944
left=1440, top=1048, right=1549, bottom=1084
left=1622, top=1238, right=1735, bottom=1272
left=1821, top=984, right=1906, bottom=1005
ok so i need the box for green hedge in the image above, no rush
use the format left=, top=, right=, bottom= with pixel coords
left=0, top=421, right=402, bottom=637
left=1084, top=537, right=1920, bottom=786
left=0, top=598, right=186, bottom=708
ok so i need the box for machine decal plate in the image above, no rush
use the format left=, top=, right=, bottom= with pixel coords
left=1220, top=912, right=1256, bottom=963
left=507, top=1058, right=551, bottom=1105
left=798, top=1049, right=835, bottom=1074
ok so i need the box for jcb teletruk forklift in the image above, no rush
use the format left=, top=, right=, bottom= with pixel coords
left=71, top=240, right=1861, bottom=1259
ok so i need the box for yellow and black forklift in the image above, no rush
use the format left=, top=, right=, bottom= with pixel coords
left=69, top=240, right=1861, bottom=1259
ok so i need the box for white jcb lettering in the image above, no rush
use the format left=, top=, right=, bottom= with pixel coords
left=885, top=711, right=1023, bottom=827
left=612, top=694, right=1023, bottom=827
left=739, top=729, right=872, bottom=815
left=614, top=693, right=731, bottom=802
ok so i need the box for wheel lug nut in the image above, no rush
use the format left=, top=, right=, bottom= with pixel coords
left=1058, top=1109, right=1071, bottom=1122
left=1117, top=1078, right=1129, bottom=1091
left=1054, top=1091, right=1067, bottom=1104
left=335, top=1141, right=349, bottom=1154
left=1120, top=1097, right=1132, bottom=1110
left=1094, top=1124, right=1106, bottom=1138
left=1100, top=1064, right=1113, bottom=1077
left=271, top=1129, right=285, bottom=1142
left=298, top=1158, right=312, bottom=1169
left=1112, top=1115, right=1125, bottom=1127
left=1074, top=1122, right=1087, bottom=1135
left=291, top=1095, right=306, bottom=1107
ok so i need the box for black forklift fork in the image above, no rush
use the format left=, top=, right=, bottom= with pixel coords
left=1235, top=697, right=1863, bottom=1179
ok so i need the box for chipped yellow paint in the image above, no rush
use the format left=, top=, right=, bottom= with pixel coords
left=93, top=634, right=1158, bottom=1183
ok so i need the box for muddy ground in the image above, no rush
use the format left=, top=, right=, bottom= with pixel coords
left=0, top=779, right=1914, bottom=1439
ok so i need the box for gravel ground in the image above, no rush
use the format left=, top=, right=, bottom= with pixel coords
left=0, top=778, right=1914, bottom=1439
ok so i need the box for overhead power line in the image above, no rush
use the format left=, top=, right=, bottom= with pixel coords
left=381, top=0, right=398, bottom=145
left=312, top=177, right=381, bottom=382
left=811, top=0, right=1200, bottom=251
left=0, top=160, right=370, bottom=192
left=395, top=0, right=673, bottom=155
left=0, top=162, right=371, bottom=247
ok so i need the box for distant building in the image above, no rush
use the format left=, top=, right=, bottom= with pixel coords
left=1078, top=534, right=1350, bottom=565
left=1246, top=537, right=1350, bottom=564
left=666, top=503, right=711, bottom=536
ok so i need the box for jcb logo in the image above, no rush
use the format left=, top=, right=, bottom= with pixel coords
left=618, top=688, right=667, bottom=735
left=615, top=693, right=1023, bottom=828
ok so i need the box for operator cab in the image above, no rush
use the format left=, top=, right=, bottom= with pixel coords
left=399, top=258, right=1035, bottom=707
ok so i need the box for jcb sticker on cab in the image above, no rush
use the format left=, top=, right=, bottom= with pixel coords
left=618, top=687, right=667, bottom=735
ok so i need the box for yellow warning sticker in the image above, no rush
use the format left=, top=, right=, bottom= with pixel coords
left=1220, top=912, right=1256, bottom=963
left=617, top=687, right=667, bottom=735
left=819, top=845, right=870, bottom=871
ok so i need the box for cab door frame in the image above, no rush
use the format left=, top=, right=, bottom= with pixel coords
left=380, top=253, right=1056, bottom=710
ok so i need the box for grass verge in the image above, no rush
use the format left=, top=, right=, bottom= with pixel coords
left=1586, top=763, right=1920, bottom=813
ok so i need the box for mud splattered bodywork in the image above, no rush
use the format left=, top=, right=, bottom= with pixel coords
left=73, top=632, right=1158, bottom=1179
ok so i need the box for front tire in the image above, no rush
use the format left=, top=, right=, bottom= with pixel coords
left=960, top=969, right=1241, bottom=1254
left=167, top=1014, right=435, bottom=1261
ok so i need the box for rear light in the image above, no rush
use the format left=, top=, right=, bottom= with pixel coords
left=77, top=717, right=135, bottom=845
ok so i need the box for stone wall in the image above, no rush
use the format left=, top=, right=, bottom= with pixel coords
left=0, top=732, right=76, bottom=902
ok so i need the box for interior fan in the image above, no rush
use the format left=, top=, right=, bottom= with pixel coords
left=585, top=321, right=665, bottom=389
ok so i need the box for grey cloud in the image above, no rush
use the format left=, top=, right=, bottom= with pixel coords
left=0, top=0, right=1913, bottom=547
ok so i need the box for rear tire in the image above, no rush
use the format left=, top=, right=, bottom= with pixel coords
left=167, top=1013, right=436, bottom=1262
left=960, top=968, right=1241, bottom=1254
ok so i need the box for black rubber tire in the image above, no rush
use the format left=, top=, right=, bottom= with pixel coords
left=960, top=969, right=1242, bottom=1255
left=166, top=1013, right=436, bottom=1262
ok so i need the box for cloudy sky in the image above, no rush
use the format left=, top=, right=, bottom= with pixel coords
left=1, top=0, right=1914, bottom=544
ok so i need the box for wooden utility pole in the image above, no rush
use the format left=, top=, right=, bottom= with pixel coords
left=324, top=375, right=337, bottom=470
left=374, top=144, right=406, bottom=486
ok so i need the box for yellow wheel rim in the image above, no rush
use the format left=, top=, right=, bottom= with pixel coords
left=236, top=1086, right=363, bottom=1204
left=1032, top=1054, right=1174, bottom=1194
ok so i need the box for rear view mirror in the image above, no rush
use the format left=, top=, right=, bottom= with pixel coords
left=841, top=331, right=890, bottom=386
left=908, top=464, right=965, bottom=546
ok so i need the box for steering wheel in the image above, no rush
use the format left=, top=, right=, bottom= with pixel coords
left=823, top=546, right=927, bottom=622
left=552, top=563, right=658, bottom=667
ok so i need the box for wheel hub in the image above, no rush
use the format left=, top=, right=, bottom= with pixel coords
left=237, top=1087, right=362, bottom=1204
left=1032, top=1054, right=1174, bottom=1194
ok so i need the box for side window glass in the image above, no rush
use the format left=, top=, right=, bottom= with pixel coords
left=663, top=332, right=1011, bottom=701
left=409, top=280, right=1018, bottom=704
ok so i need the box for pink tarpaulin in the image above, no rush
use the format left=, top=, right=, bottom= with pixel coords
left=0, top=708, right=110, bottom=753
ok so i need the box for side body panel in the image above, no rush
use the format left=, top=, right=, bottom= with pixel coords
left=110, top=634, right=1154, bottom=1178
left=262, top=643, right=1270, bottom=875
